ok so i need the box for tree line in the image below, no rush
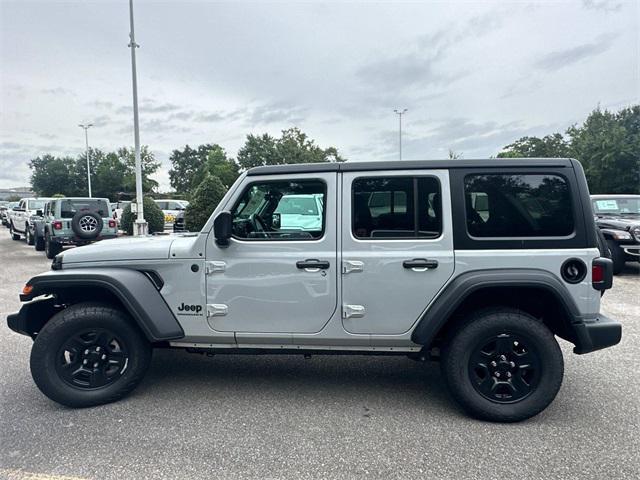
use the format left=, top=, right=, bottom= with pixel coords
left=27, top=106, right=639, bottom=231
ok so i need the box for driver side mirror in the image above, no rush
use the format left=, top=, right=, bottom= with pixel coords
left=36, top=209, right=43, bottom=216
left=213, top=211, right=233, bottom=247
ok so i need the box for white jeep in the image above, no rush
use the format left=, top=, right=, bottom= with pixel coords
left=7, top=159, right=621, bottom=422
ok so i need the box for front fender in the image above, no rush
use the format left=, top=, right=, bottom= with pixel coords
left=13, top=268, right=184, bottom=342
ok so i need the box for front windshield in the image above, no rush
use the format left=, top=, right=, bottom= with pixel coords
left=592, top=197, right=640, bottom=215
left=275, top=196, right=319, bottom=216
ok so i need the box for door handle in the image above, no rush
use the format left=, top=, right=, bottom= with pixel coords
left=296, top=259, right=330, bottom=270
left=402, top=258, right=438, bottom=270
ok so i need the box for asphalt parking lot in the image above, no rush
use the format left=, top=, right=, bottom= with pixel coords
left=0, top=231, right=638, bottom=480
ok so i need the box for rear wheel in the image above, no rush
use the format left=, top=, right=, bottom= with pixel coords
left=30, top=303, right=152, bottom=407
left=44, top=232, right=62, bottom=259
left=26, top=227, right=34, bottom=245
left=34, top=231, right=45, bottom=251
left=441, top=308, right=563, bottom=422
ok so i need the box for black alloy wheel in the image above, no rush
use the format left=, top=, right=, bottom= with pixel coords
left=55, top=329, right=129, bottom=389
left=468, top=332, right=541, bottom=403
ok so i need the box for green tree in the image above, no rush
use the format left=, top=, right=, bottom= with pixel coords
left=30, top=154, right=82, bottom=196
left=184, top=173, right=227, bottom=232
left=90, top=150, right=128, bottom=200
left=116, top=146, right=160, bottom=194
left=568, top=106, right=639, bottom=194
left=120, top=196, right=165, bottom=235
left=203, top=145, right=240, bottom=188
left=168, top=144, right=211, bottom=194
left=497, top=133, right=570, bottom=158
left=237, top=128, right=345, bottom=170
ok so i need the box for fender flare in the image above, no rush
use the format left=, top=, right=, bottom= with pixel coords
left=19, top=268, right=184, bottom=342
left=410, top=268, right=581, bottom=347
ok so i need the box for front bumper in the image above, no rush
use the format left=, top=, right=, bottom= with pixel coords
left=7, top=297, right=61, bottom=338
left=573, top=314, right=622, bottom=354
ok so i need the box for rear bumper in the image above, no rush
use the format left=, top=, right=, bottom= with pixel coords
left=50, top=234, right=117, bottom=245
left=573, top=314, right=622, bottom=354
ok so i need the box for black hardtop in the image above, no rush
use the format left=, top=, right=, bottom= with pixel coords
left=246, top=158, right=576, bottom=176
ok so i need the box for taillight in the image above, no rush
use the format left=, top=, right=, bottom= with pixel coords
left=108, top=219, right=116, bottom=228
left=53, top=221, right=62, bottom=230
left=592, top=264, right=604, bottom=283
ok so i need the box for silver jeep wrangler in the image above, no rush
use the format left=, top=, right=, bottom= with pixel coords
left=8, top=159, right=621, bottom=422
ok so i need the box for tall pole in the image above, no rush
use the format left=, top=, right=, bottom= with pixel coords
left=129, top=0, right=147, bottom=235
left=394, top=109, right=407, bottom=160
left=78, top=123, right=93, bottom=197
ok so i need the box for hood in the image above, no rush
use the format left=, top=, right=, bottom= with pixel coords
left=595, top=214, right=640, bottom=231
left=62, top=235, right=177, bottom=264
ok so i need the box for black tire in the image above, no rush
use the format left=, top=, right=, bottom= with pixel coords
left=26, top=227, right=34, bottom=245
left=35, top=231, right=45, bottom=251
left=71, top=211, right=103, bottom=240
left=607, top=240, right=625, bottom=275
left=45, top=232, right=62, bottom=259
left=10, top=223, right=20, bottom=241
left=441, top=308, right=563, bottom=422
left=30, top=302, right=152, bottom=408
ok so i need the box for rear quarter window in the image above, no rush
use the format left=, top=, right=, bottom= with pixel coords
left=464, top=174, right=574, bottom=237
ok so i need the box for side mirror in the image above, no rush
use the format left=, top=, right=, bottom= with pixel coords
left=213, top=211, right=233, bottom=247
left=36, top=209, right=43, bottom=216
left=272, top=213, right=281, bottom=229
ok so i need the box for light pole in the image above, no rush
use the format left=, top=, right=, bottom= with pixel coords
left=78, top=123, right=93, bottom=197
left=128, top=0, right=147, bottom=235
left=394, top=108, right=407, bottom=160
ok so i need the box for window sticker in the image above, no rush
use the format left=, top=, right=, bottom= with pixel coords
left=595, top=200, right=618, bottom=211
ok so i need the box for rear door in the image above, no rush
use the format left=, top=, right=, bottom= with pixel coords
left=341, top=170, right=455, bottom=335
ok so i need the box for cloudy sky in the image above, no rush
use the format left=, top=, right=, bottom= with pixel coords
left=1, top=0, right=638, bottom=191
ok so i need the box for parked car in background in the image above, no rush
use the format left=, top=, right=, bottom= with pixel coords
left=173, top=209, right=186, bottom=232
left=41, top=197, right=117, bottom=258
left=273, top=194, right=324, bottom=231
left=592, top=194, right=640, bottom=274
left=0, top=201, right=16, bottom=226
left=8, top=197, right=52, bottom=242
left=154, top=199, right=189, bottom=226
left=111, top=201, right=131, bottom=228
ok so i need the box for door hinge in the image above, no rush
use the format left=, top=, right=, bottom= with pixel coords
left=206, top=304, right=228, bottom=317
left=342, top=304, right=366, bottom=319
left=205, top=261, right=226, bottom=275
left=342, top=260, right=364, bottom=274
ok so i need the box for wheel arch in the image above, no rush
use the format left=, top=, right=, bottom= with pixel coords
left=411, top=269, right=583, bottom=351
left=12, top=268, right=184, bottom=342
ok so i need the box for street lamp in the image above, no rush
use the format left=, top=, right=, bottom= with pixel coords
left=394, top=108, right=408, bottom=161
left=78, top=123, right=93, bottom=197
left=128, top=0, right=147, bottom=235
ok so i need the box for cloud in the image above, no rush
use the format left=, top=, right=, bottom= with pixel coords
left=41, top=87, right=75, bottom=96
left=247, top=102, right=306, bottom=126
left=534, top=33, right=618, bottom=71
left=582, top=0, right=623, bottom=13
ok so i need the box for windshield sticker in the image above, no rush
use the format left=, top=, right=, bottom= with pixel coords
left=595, top=200, right=618, bottom=210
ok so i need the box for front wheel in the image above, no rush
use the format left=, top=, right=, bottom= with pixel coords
left=441, top=308, right=563, bottom=422
left=607, top=240, right=626, bottom=275
left=26, top=227, right=34, bottom=245
left=30, top=303, right=152, bottom=407
left=10, top=223, right=20, bottom=241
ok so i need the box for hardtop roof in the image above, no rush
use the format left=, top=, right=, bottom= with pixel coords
left=246, top=158, right=576, bottom=176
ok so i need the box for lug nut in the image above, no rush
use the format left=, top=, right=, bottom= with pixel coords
left=500, top=355, right=506, bottom=361
left=83, top=359, right=88, bottom=365
left=510, top=361, right=516, bottom=368
left=495, top=372, right=501, bottom=378
left=101, top=354, right=107, bottom=360
left=93, top=362, right=99, bottom=368
left=490, top=361, right=497, bottom=367
left=96, top=347, right=101, bottom=352
left=506, top=372, right=512, bottom=378
left=84, top=349, right=89, bottom=355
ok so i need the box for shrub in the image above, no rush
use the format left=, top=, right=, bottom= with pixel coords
left=185, top=174, right=227, bottom=232
left=120, top=196, right=165, bottom=235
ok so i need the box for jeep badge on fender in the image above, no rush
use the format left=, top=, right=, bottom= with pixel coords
left=7, top=158, right=621, bottom=422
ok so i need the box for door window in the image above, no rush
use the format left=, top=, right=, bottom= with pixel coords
left=352, top=176, right=441, bottom=239
left=464, top=174, right=574, bottom=237
left=232, top=179, right=326, bottom=240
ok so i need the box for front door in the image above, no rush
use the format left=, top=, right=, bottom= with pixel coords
left=341, top=170, right=455, bottom=335
left=206, top=173, right=338, bottom=335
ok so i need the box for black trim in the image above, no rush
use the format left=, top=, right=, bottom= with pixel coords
left=450, top=166, right=591, bottom=250
left=246, top=158, right=574, bottom=176
left=572, top=314, right=621, bottom=354
left=17, top=268, right=184, bottom=342
left=412, top=269, right=581, bottom=347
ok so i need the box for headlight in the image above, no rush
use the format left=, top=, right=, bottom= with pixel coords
left=608, top=230, right=632, bottom=240
left=632, top=226, right=640, bottom=242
